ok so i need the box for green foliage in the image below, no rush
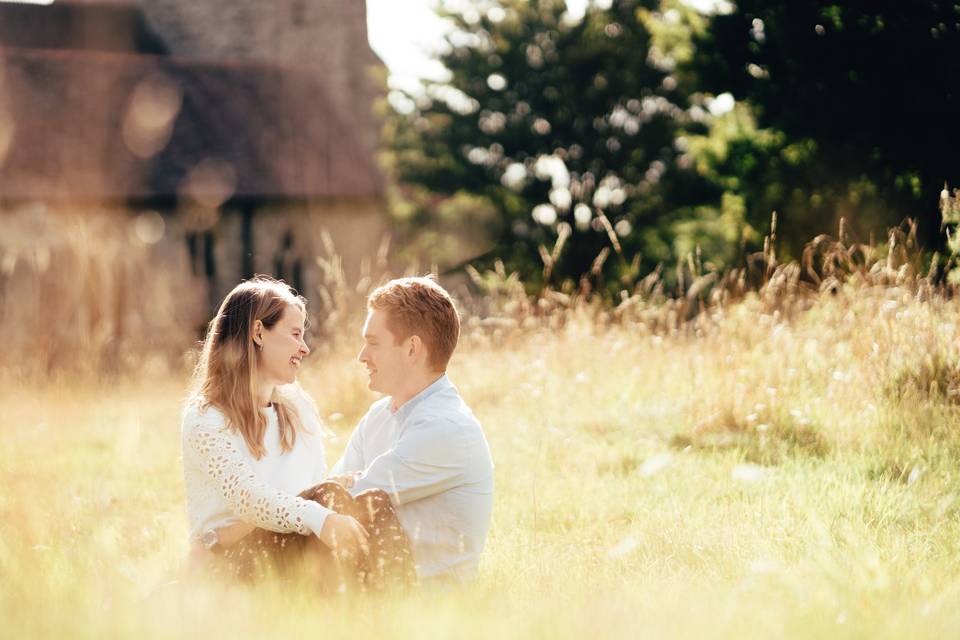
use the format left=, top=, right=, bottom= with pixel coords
left=941, top=186, right=960, bottom=284
left=691, top=1, right=960, bottom=252
left=384, top=0, right=735, bottom=290
left=384, top=1, right=959, bottom=289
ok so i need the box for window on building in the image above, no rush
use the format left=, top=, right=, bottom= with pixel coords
left=274, top=230, right=303, bottom=295
left=291, top=0, right=305, bottom=26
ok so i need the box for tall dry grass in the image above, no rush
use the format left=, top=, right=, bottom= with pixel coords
left=3, top=210, right=960, bottom=637
left=0, top=204, right=204, bottom=379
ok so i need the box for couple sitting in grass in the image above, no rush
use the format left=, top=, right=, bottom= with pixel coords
left=181, top=275, right=494, bottom=590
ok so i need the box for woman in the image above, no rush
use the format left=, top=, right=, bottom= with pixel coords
left=181, top=276, right=415, bottom=589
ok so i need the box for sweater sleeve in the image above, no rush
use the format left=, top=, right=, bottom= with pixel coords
left=185, top=414, right=332, bottom=536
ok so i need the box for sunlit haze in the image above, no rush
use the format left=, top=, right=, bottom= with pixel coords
left=367, top=0, right=593, bottom=91
left=367, top=0, right=728, bottom=91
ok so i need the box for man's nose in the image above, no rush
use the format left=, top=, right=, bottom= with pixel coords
left=357, top=346, right=367, bottom=363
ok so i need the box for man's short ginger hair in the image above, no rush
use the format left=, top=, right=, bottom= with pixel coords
left=368, top=276, right=460, bottom=371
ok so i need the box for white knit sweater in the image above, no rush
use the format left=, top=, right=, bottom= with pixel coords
left=180, top=386, right=331, bottom=542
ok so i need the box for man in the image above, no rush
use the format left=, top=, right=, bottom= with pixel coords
left=329, top=276, right=494, bottom=582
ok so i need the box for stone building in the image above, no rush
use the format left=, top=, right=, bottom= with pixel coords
left=0, top=0, right=386, bottom=310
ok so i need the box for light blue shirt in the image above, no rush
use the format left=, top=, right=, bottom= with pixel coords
left=331, top=375, right=494, bottom=580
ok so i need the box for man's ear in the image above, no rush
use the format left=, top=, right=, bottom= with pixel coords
left=408, top=334, right=423, bottom=359
left=252, top=319, right=264, bottom=348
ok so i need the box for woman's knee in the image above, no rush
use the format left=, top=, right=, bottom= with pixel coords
left=301, top=481, right=352, bottom=509
left=356, top=488, right=391, bottom=505
left=356, top=489, right=396, bottom=520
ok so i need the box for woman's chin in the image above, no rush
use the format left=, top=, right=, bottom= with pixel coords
left=286, top=364, right=302, bottom=383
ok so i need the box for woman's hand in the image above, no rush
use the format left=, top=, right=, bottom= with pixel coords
left=317, top=514, right=369, bottom=557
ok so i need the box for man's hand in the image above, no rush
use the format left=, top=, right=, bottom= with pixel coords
left=327, top=471, right=364, bottom=489
left=317, top=514, right=369, bottom=558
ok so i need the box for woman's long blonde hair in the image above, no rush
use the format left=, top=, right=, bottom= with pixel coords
left=189, top=276, right=307, bottom=459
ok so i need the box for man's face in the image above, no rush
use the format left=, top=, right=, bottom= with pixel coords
left=357, top=308, right=409, bottom=396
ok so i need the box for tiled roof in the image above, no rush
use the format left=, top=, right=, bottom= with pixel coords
left=0, top=45, right=383, bottom=201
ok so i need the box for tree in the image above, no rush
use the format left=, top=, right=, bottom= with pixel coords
left=384, top=0, right=732, bottom=290
left=691, top=1, right=960, bottom=250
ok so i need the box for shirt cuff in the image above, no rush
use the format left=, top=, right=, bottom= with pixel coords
left=349, top=473, right=385, bottom=499
left=301, top=501, right=333, bottom=537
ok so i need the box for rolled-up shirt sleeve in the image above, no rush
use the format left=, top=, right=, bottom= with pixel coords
left=351, top=416, right=465, bottom=505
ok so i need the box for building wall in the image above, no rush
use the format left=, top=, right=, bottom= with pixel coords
left=2, top=195, right=385, bottom=325
left=0, top=201, right=209, bottom=370
left=193, top=196, right=387, bottom=311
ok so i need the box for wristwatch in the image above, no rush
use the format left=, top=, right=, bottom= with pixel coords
left=200, top=529, right=221, bottom=552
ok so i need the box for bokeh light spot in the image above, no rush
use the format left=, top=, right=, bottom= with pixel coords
left=486, top=73, right=507, bottom=91
left=122, top=74, right=182, bottom=159
left=532, top=204, right=558, bottom=226
left=181, top=158, right=237, bottom=209
left=133, top=211, right=165, bottom=244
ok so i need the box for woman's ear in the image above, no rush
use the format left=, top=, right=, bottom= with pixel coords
left=252, top=319, right=264, bottom=349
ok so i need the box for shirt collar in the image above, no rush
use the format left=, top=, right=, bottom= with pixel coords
left=392, top=373, right=451, bottom=422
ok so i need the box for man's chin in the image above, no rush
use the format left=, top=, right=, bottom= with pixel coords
left=368, top=380, right=391, bottom=396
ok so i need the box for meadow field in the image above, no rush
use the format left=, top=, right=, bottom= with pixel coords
left=3, top=229, right=960, bottom=639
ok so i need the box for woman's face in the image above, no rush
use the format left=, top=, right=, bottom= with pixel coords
left=257, top=304, right=310, bottom=387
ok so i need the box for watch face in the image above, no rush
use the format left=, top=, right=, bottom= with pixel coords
left=201, top=530, right=219, bottom=550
